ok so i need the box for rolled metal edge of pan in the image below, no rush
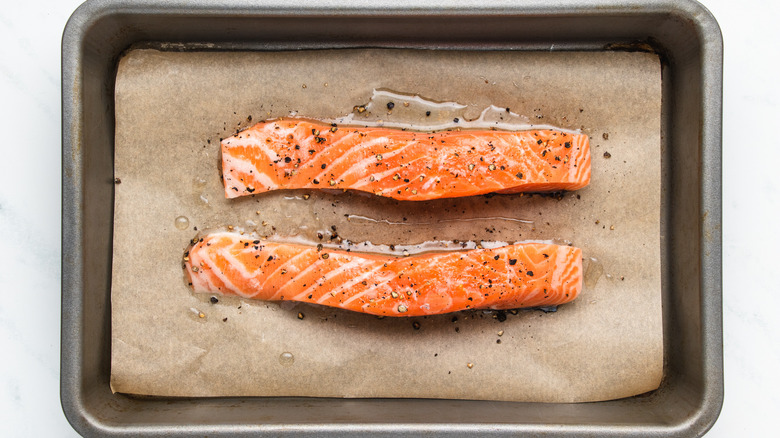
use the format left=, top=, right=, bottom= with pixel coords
left=60, top=0, right=723, bottom=436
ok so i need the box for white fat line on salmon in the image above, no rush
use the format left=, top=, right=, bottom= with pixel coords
left=350, top=164, right=416, bottom=192
left=188, top=256, right=214, bottom=293
left=374, top=172, right=431, bottom=196
left=299, top=130, right=359, bottom=174
left=524, top=146, right=559, bottom=179
left=221, top=244, right=272, bottom=291
left=200, top=266, right=225, bottom=295
left=249, top=172, right=279, bottom=191
left=427, top=141, right=512, bottom=189
left=220, top=235, right=282, bottom=291
left=260, top=121, right=295, bottom=140
left=489, top=171, right=531, bottom=194
left=288, top=259, right=365, bottom=300
left=488, top=143, right=527, bottom=175
left=197, top=246, right=254, bottom=298
left=550, top=249, right=572, bottom=294
left=224, top=155, right=278, bottom=193
left=462, top=284, right=489, bottom=308
left=339, top=270, right=398, bottom=306
left=502, top=167, right=550, bottom=192
left=259, top=250, right=312, bottom=295
left=195, top=241, right=233, bottom=293
left=491, top=250, right=519, bottom=290
left=523, top=287, right=544, bottom=304
left=420, top=175, right=438, bottom=191
left=318, top=262, right=386, bottom=303
left=280, top=253, right=332, bottom=298
left=443, top=252, right=487, bottom=304
left=222, top=232, right=280, bottom=275
left=377, top=152, right=441, bottom=187
left=461, top=166, right=506, bottom=192
left=427, top=293, right=454, bottom=315
left=571, top=161, right=588, bottom=186
left=565, top=144, right=580, bottom=182
left=265, top=257, right=320, bottom=301
left=472, top=171, right=507, bottom=193
left=444, top=294, right=455, bottom=310
left=570, top=138, right=591, bottom=183
left=297, top=128, right=359, bottom=173
left=334, top=139, right=416, bottom=184
left=192, top=245, right=227, bottom=294
left=233, top=245, right=272, bottom=276
left=284, top=259, right=361, bottom=304
left=228, top=134, right=280, bottom=163
left=305, top=135, right=391, bottom=184
left=555, top=249, right=581, bottom=294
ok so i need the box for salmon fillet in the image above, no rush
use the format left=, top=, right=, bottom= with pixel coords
left=184, top=232, right=582, bottom=316
left=221, top=118, right=591, bottom=201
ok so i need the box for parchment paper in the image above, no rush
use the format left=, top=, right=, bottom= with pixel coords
left=110, top=48, right=663, bottom=402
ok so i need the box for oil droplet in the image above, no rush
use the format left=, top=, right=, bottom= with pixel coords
left=346, top=214, right=533, bottom=226
left=217, top=228, right=547, bottom=258
left=192, top=177, right=207, bottom=191
left=583, top=257, right=604, bottom=289
left=175, top=216, right=190, bottom=230
left=330, top=89, right=576, bottom=133
left=278, top=352, right=295, bottom=366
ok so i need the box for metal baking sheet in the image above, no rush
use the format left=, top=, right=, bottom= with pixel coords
left=61, top=0, right=723, bottom=436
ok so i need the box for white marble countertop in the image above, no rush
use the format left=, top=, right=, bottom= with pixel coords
left=0, top=0, right=775, bottom=436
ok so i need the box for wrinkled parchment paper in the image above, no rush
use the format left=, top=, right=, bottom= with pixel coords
left=111, top=49, right=662, bottom=402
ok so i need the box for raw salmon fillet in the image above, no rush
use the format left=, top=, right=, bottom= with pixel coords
left=221, top=118, right=591, bottom=201
left=184, top=232, right=582, bottom=316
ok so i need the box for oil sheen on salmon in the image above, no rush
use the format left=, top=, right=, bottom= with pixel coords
left=221, top=90, right=591, bottom=201
left=184, top=231, right=582, bottom=317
